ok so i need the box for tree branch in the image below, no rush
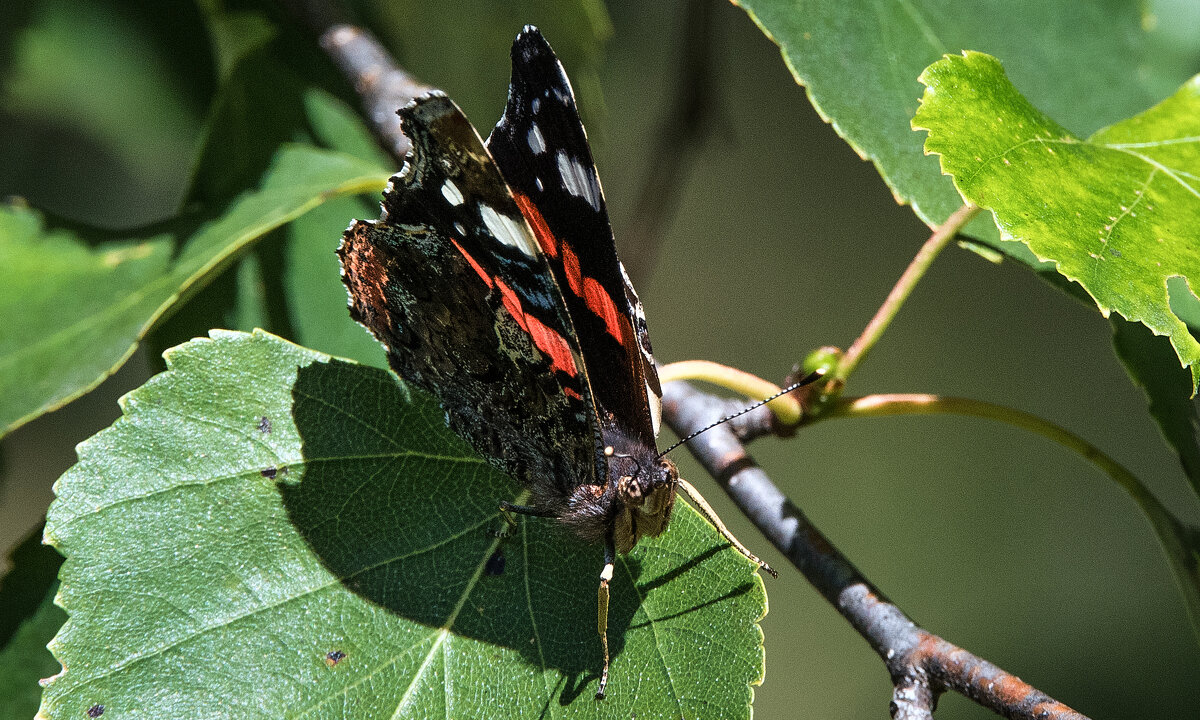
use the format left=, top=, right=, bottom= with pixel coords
left=662, top=380, right=1090, bottom=720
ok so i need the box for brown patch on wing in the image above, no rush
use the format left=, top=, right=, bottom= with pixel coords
left=338, top=223, right=395, bottom=335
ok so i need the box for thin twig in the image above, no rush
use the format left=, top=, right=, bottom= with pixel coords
left=658, top=359, right=803, bottom=423
left=825, top=393, right=1200, bottom=641
left=831, top=204, right=980, bottom=390
left=662, top=380, right=1090, bottom=720
left=619, top=0, right=717, bottom=285
left=827, top=394, right=1149, bottom=503
left=279, top=0, right=431, bottom=165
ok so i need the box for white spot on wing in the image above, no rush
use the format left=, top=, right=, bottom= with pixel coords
left=441, top=179, right=464, bottom=205
left=556, top=150, right=601, bottom=211
left=619, top=262, right=647, bottom=323
left=535, top=177, right=544, bottom=191
left=478, top=204, right=539, bottom=257
left=453, top=221, right=466, bottom=236
left=527, top=123, right=546, bottom=154
left=531, top=97, right=541, bottom=113
left=646, top=380, right=662, bottom=436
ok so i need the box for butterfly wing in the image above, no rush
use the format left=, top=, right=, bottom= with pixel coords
left=339, top=92, right=603, bottom=511
left=486, top=27, right=663, bottom=445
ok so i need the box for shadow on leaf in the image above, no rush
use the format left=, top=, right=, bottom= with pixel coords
left=279, top=359, right=750, bottom=703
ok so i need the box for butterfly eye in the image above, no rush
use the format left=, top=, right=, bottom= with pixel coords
left=624, top=478, right=642, bottom=500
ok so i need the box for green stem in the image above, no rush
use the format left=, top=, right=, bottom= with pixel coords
left=831, top=204, right=980, bottom=390
left=824, top=393, right=1200, bottom=643
left=659, top=360, right=801, bottom=424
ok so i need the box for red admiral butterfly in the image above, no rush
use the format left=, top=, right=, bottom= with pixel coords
left=338, top=25, right=774, bottom=699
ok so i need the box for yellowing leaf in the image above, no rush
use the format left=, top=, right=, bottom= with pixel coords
left=914, top=52, right=1200, bottom=387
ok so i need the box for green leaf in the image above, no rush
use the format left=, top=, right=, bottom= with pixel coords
left=186, top=48, right=312, bottom=204
left=0, top=146, right=390, bottom=437
left=1, top=0, right=211, bottom=227
left=0, top=527, right=66, bottom=719
left=731, top=0, right=1200, bottom=253
left=284, top=193, right=389, bottom=368
left=303, top=89, right=392, bottom=169
left=42, top=330, right=766, bottom=719
left=285, top=90, right=392, bottom=368
left=913, top=53, right=1200, bottom=387
left=193, top=2, right=277, bottom=81
left=0, top=592, right=65, bottom=718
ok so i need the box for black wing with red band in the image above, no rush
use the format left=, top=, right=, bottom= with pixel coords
left=487, top=27, right=663, bottom=446
left=338, top=92, right=602, bottom=511
left=339, top=29, right=772, bottom=701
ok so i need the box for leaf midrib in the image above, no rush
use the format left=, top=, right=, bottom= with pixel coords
left=388, top=491, right=525, bottom=720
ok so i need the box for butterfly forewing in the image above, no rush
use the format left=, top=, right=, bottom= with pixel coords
left=338, top=92, right=602, bottom=510
left=487, top=27, right=664, bottom=444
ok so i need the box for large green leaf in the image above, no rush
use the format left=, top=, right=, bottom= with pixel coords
left=42, top=330, right=766, bottom=719
left=0, top=146, right=390, bottom=436
left=0, top=590, right=65, bottom=719
left=731, top=0, right=1200, bottom=253
left=147, top=19, right=365, bottom=366
left=913, top=53, right=1200, bottom=387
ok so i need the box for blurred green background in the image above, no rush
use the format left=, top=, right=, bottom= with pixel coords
left=2, top=0, right=1199, bottom=717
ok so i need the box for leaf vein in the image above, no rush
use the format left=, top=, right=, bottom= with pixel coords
left=79, top=451, right=483, bottom=517
left=519, top=512, right=558, bottom=717
left=64, top=513, right=499, bottom=689
left=619, top=557, right=685, bottom=718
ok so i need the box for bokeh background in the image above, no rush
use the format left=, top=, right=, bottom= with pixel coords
left=3, top=0, right=1199, bottom=717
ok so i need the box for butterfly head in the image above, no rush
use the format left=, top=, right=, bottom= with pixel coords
left=604, top=440, right=678, bottom=554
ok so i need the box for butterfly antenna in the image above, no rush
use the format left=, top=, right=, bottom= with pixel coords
left=657, top=369, right=824, bottom=459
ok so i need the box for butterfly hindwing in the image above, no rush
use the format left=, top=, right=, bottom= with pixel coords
left=338, top=92, right=602, bottom=510
left=487, top=26, right=663, bottom=445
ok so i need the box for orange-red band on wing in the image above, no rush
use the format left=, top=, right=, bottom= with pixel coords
left=513, top=192, right=557, bottom=258
left=453, top=234, right=579, bottom=380
left=494, top=277, right=579, bottom=379
left=510, top=193, right=622, bottom=344
left=560, top=240, right=584, bottom=296
left=527, top=316, right=580, bottom=378
left=452, top=239, right=494, bottom=289
left=583, top=276, right=624, bottom=343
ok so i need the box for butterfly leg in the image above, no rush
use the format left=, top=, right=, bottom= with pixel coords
left=496, top=500, right=556, bottom=538
left=595, top=537, right=616, bottom=700
left=676, top=477, right=779, bottom=578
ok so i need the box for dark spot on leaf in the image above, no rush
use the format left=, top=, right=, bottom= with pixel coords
left=1109, top=248, right=1122, bottom=258
left=485, top=548, right=505, bottom=576
left=258, top=416, right=272, bottom=433
left=325, top=650, right=347, bottom=667
left=261, top=467, right=277, bottom=479
left=87, top=705, right=105, bottom=718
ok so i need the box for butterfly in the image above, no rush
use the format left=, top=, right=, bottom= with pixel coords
left=338, top=25, right=773, bottom=699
